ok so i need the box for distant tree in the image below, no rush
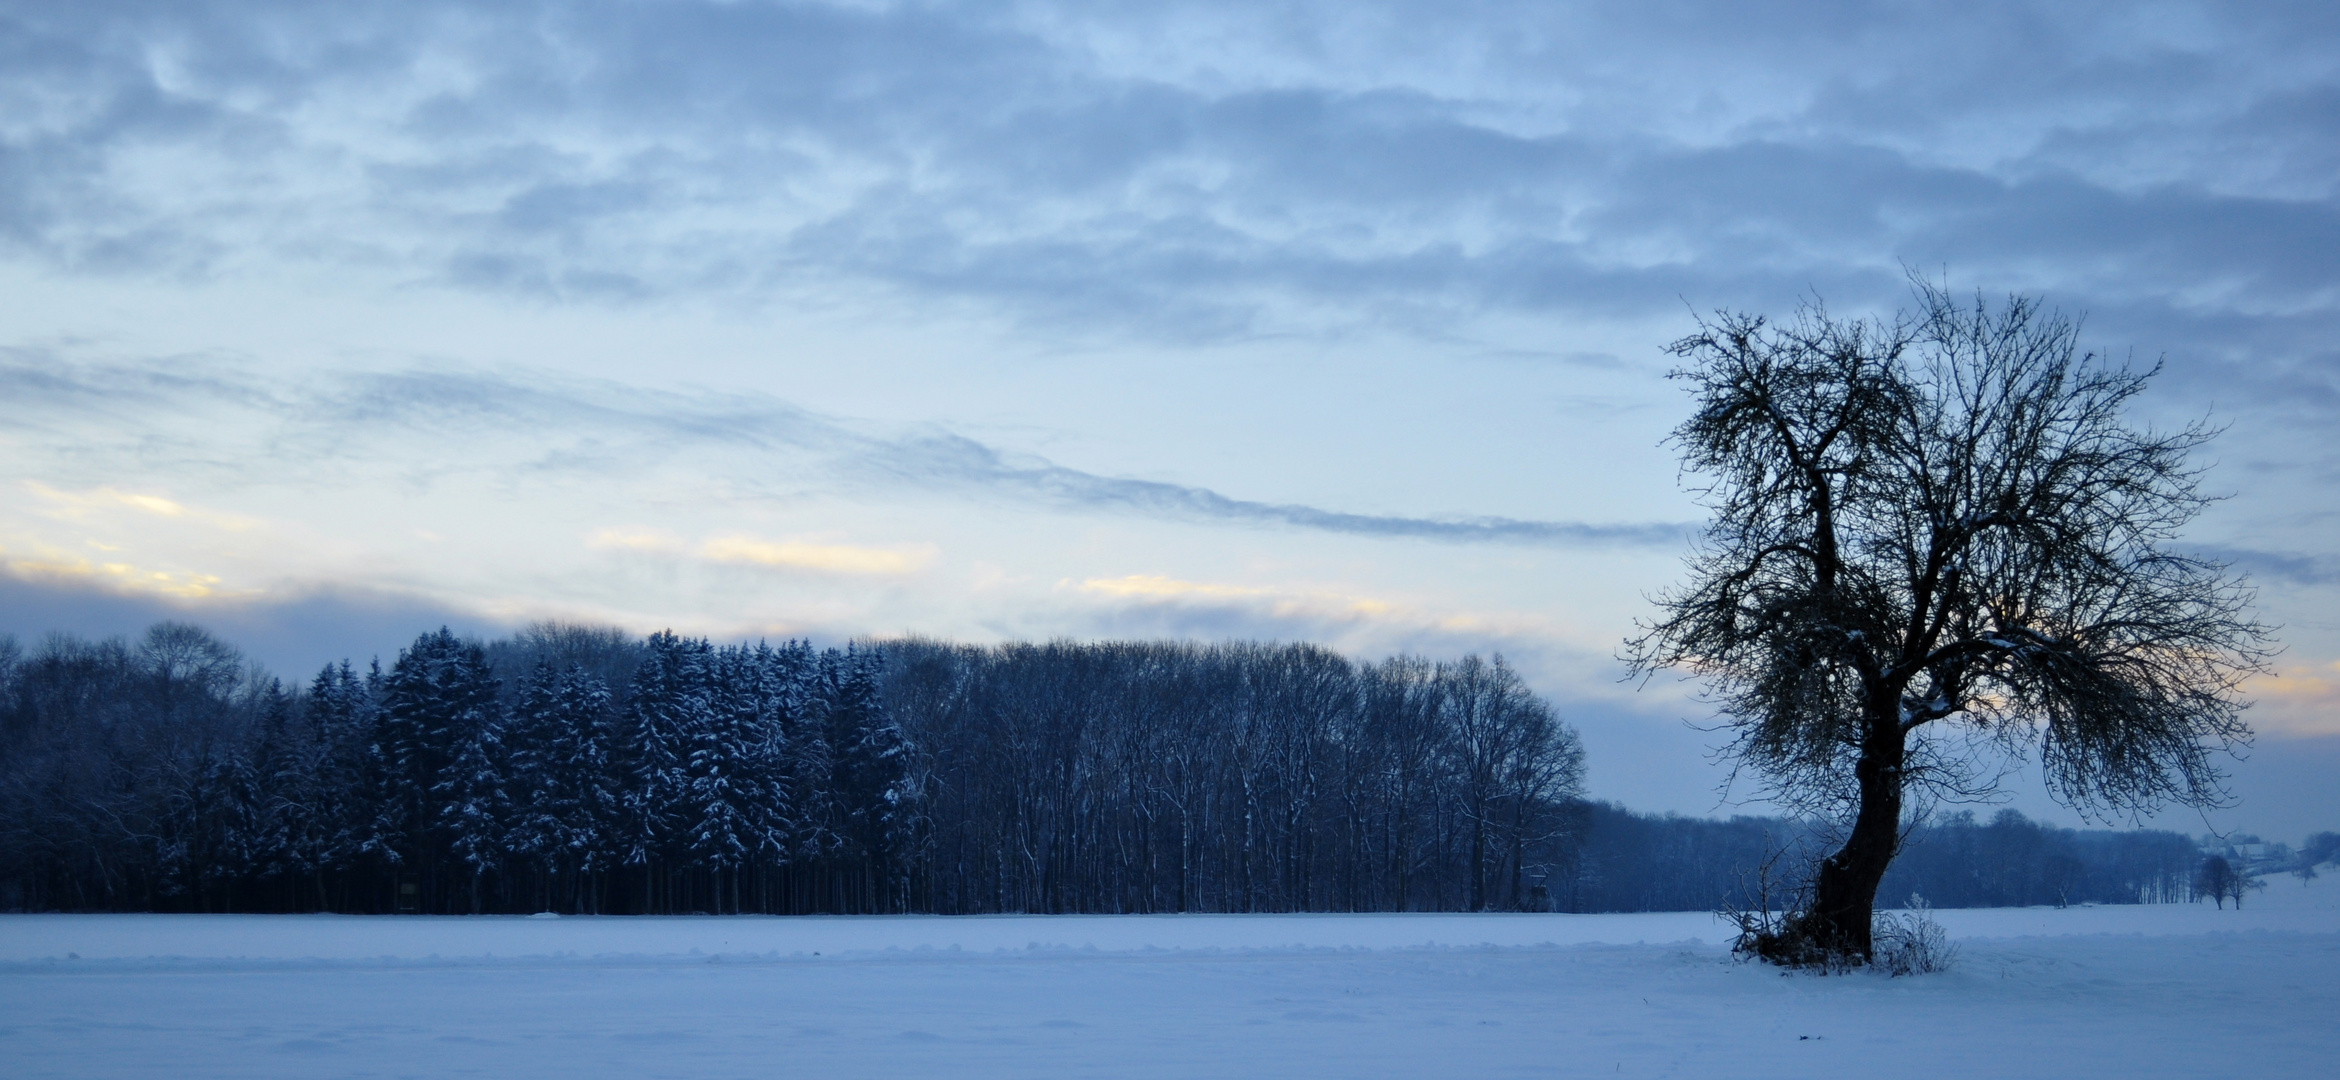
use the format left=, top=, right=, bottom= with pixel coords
left=486, top=622, right=644, bottom=705
left=436, top=710, right=509, bottom=913
left=241, top=678, right=304, bottom=889
left=621, top=631, right=712, bottom=909
left=787, top=649, right=840, bottom=874
left=740, top=641, right=814, bottom=889
left=375, top=628, right=502, bottom=910
left=2230, top=856, right=2262, bottom=908
left=504, top=661, right=623, bottom=911
left=298, top=660, right=379, bottom=907
left=1493, top=696, right=1585, bottom=911
left=683, top=646, right=773, bottom=914
left=548, top=666, right=623, bottom=907
left=1628, top=281, right=2273, bottom=964
left=501, top=663, right=567, bottom=902
left=830, top=644, right=917, bottom=911
left=138, top=625, right=259, bottom=910
left=2196, top=855, right=2240, bottom=909
left=139, top=622, right=244, bottom=718
left=1438, top=655, right=1584, bottom=910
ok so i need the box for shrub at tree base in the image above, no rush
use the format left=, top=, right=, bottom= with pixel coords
left=1872, top=894, right=1956, bottom=976
left=1730, top=889, right=1955, bottom=976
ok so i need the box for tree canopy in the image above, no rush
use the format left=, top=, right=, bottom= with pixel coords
left=1629, top=279, right=2272, bottom=962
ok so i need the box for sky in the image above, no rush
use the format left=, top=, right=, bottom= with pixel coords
left=3, top=0, right=2337, bottom=840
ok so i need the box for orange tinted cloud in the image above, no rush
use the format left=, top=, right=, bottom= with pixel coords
left=2248, top=662, right=2340, bottom=737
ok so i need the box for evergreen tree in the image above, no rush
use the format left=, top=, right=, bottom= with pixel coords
left=503, top=663, right=567, bottom=894
left=792, top=647, right=845, bottom=869
left=436, top=710, right=509, bottom=913
left=623, top=631, right=711, bottom=905
left=548, top=665, right=621, bottom=908
left=299, top=660, right=379, bottom=908
left=175, top=747, right=257, bottom=909
left=243, top=678, right=303, bottom=890
left=823, top=644, right=914, bottom=910
left=762, top=639, right=827, bottom=869
left=375, top=628, right=501, bottom=909
left=741, top=642, right=801, bottom=871
left=508, top=660, right=623, bottom=911
left=686, top=647, right=769, bottom=911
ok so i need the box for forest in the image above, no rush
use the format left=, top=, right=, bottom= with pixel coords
left=0, top=621, right=2219, bottom=915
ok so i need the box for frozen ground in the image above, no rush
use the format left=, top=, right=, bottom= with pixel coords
left=3, top=875, right=2335, bottom=1079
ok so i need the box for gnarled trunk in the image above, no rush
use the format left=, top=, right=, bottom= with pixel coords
left=1790, top=705, right=1904, bottom=961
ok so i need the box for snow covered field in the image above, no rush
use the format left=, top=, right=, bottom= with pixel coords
left=4, top=877, right=2335, bottom=1079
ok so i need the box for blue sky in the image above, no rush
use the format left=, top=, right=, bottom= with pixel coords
left=4, top=0, right=2336, bottom=838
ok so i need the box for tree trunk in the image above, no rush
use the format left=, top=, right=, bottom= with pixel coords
left=1790, top=708, right=1904, bottom=961
left=1467, top=801, right=1486, bottom=911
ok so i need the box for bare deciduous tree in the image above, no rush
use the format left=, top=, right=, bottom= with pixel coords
left=2195, top=854, right=2256, bottom=909
left=1628, top=279, right=2272, bottom=964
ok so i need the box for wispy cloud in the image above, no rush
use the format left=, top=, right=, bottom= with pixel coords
left=1059, top=570, right=1640, bottom=703
left=1, top=482, right=277, bottom=600
left=0, top=548, right=233, bottom=601
left=2192, top=544, right=2340, bottom=587
left=699, top=536, right=935, bottom=576
left=585, top=527, right=686, bottom=554
left=23, top=481, right=262, bottom=531
left=3, top=354, right=1685, bottom=549
left=1075, top=573, right=1392, bottom=618
left=2247, top=661, right=2340, bottom=737
left=864, top=432, right=1691, bottom=546
left=1078, top=574, right=1275, bottom=601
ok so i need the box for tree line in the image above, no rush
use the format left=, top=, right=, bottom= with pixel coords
left=0, top=622, right=1585, bottom=915
left=0, top=622, right=912, bottom=915
left=880, top=637, right=1584, bottom=915
left=1549, top=804, right=2205, bottom=913
left=0, top=620, right=2269, bottom=915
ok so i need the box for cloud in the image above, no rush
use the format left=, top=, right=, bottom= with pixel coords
left=585, top=527, right=684, bottom=553
left=2192, top=545, right=2340, bottom=587
left=2247, top=660, right=2340, bottom=738
left=1079, top=574, right=1273, bottom=601
left=3, top=1, right=2332, bottom=834
left=1069, top=571, right=1590, bottom=649
left=1, top=482, right=281, bottom=601
left=0, top=567, right=504, bottom=678
left=1057, top=569, right=1649, bottom=704
left=0, top=550, right=230, bottom=600
left=2, top=1, right=2332, bottom=350
left=1076, top=573, right=1391, bottom=619
left=3, top=353, right=1686, bottom=549
left=699, top=536, right=935, bottom=576
left=865, top=431, right=1691, bottom=546
left=23, top=480, right=261, bottom=531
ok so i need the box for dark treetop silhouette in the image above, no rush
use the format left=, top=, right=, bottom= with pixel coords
left=1627, top=280, right=2272, bottom=963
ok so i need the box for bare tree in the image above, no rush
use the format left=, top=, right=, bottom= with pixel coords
left=1628, top=280, right=2272, bottom=964
left=1440, top=655, right=1586, bottom=910
left=2195, top=854, right=2244, bottom=909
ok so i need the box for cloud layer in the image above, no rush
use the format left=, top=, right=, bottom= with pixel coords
left=5, top=2, right=2336, bottom=331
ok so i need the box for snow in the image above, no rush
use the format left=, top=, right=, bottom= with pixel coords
left=4, top=876, right=2335, bottom=1078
